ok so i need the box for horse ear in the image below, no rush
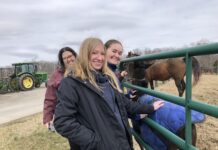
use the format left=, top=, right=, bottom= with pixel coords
left=128, top=51, right=132, bottom=56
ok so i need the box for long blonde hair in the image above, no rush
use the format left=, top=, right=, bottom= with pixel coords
left=67, top=37, right=122, bottom=92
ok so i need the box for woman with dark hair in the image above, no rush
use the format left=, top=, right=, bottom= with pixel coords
left=58, top=47, right=77, bottom=71
left=43, top=47, right=77, bottom=130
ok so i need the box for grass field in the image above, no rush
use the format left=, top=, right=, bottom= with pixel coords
left=0, top=113, right=69, bottom=150
left=0, top=74, right=217, bottom=150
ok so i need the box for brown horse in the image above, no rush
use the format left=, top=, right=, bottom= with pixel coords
left=126, top=52, right=201, bottom=97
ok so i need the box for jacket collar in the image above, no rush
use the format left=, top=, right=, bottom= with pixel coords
left=107, top=63, right=117, bottom=72
left=68, top=76, right=103, bottom=98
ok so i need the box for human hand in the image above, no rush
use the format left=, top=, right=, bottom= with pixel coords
left=152, top=100, right=165, bottom=110
left=130, top=94, right=137, bottom=99
left=45, top=122, right=50, bottom=129
left=45, top=121, right=53, bottom=129
left=129, top=90, right=138, bottom=101
left=120, top=70, right=128, bottom=77
left=45, top=121, right=56, bottom=132
left=129, top=90, right=137, bottom=99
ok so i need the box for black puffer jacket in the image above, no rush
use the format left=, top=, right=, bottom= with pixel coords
left=54, top=76, right=154, bottom=150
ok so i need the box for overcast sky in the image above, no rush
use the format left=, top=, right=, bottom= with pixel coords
left=0, top=0, right=218, bottom=67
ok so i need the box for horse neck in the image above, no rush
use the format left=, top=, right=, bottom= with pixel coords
left=145, top=68, right=151, bottom=80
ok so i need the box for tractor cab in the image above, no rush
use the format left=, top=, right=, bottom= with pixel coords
left=12, top=63, right=37, bottom=76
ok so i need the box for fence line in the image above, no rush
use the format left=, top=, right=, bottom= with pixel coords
left=120, top=43, right=218, bottom=150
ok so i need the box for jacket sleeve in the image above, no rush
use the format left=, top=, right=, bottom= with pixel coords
left=54, top=78, right=100, bottom=150
left=43, top=71, right=61, bottom=124
left=121, top=94, right=154, bottom=115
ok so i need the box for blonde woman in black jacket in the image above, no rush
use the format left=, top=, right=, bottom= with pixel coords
left=54, top=37, right=164, bottom=150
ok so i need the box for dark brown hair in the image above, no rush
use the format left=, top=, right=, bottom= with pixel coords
left=58, top=47, right=77, bottom=71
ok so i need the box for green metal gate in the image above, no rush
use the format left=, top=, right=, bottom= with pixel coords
left=119, top=43, right=218, bottom=150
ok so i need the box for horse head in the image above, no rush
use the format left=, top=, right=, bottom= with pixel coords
left=125, top=51, right=153, bottom=99
left=125, top=51, right=153, bottom=79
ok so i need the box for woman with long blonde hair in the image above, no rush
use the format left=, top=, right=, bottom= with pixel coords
left=54, top=37, right=164, bottom=150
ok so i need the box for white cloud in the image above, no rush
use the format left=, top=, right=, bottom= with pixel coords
left=0, top=0, right=218, bottom=67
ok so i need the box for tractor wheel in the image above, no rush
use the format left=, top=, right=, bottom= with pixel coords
left=0, top=81, right=6, bottom=94
left=9, top=77, right=19, bottom=91
left=19, top=74, right=35, bottom=91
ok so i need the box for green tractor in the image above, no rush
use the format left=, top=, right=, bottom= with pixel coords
left=0, top=62, right=48, bottom=93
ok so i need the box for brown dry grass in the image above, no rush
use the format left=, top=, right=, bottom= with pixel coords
left=0, top=113, right=69, bottom=150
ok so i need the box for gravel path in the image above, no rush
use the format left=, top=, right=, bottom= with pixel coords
left=0, top=85, right=46, bottom=124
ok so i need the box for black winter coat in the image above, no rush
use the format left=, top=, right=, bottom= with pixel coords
left=54, top=76, right=154, bottom=150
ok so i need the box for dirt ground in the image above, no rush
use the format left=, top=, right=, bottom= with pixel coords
left=154, top=74, right=218, bottom=150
